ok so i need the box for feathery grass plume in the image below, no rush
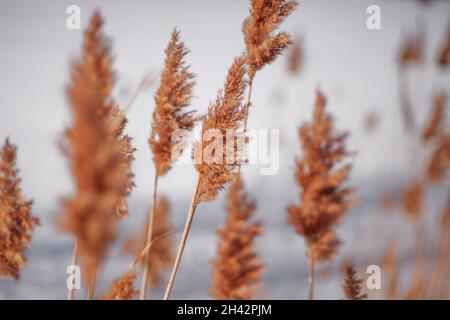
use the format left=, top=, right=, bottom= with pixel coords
left=401, top=182, right=423, bottom=219
left=164, top=56, right=248, bottom=300
left=287, top=90, right=356, bottom=299
left=150, top=28, right=196, bottom=177
left=426, top=132, right=450, bottom=183
left=423, top=93, right=447, bottom=142
left=242, top=0, right=298, bottom=82
left=81, top=10, right=135, bottom=219
left=0, top=139, right=39, bottom=280
left=122, top=196, right=173, bottom=287
left=287, top=36, right=302, bottom=75
left=437, top=24, right=450, bottom=68
left=195, top=56, right=248, bottom=203
left=101, top=270, right=138, bottom=300
left=342, top=265, right=367, bottom=300
left=60, top=63, right=125, bottom=296
left=210, top=176, right=264, bottom=300
left=141, top=29, right=195, bottom=300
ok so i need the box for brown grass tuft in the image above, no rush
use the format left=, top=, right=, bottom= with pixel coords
left=195, top=56, right=248, bottom=203
left=342, top=265, right=367, bottom=300
left=287, top=89, right=355, bottom=299
left=287, top=90, right=355, bottom=261
left=60, top=63, right=125, bottom=288
left=101, top=270, right=138, bottom=300
left=122, top=196, right=174, bottom=287
left=210, top=176, right=264, bottom=300
left=150, top=28, right=196, bottom=177
left=80, top=10, right=135, bottom=219
left=0, top=139, right=39, bottom=280
left=242, top=0, right=298, bottom=81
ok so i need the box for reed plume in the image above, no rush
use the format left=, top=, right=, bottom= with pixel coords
left=287, top=90, right=356, bottom=299
left=242, top=0, right=298, bottom=82
left=240, top=0, right=298, bottom=150
left=150, top=28, right=196, bottom=177
left=342, top=265, right=367, bottom=300
left=81, top=10, right=135, bottom=219
left=195, top=56, right=248, bottom=202
left=210, top=176, right=263, bottom=300
left=60, top=63, right=125, bottom=299
left=141, top=28, right=196, bottom=299
left=122, top=196, right=173, bottom=288
left=101, top=270, right=138, bottom=300
left=0, top=139, right=39, bottom=280
left=164, top=56, right=248, bottom=300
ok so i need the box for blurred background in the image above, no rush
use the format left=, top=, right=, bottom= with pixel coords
left=0, top=0, right=449, bottom=299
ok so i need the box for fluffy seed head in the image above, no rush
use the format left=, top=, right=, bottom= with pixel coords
left=0, top=139, right=39, bottom=280
left=101, top=270, right=138, bottom=300
left=194, top=57, right=248, bottom=203
left=210, top=176, right=264, bottom=300
left=287, top=90, right=356, bottom=262
left=150, top=29, right=196, bottom=177
left=243, top=0, right=298, bottom=81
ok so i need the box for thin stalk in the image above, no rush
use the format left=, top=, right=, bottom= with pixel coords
left=86, top=267, right=97, bottom=300
left=67, top=240, right=79, bottom=300
left=163, top=176, right=200, bottom=300
left=140, top=173, right=159, bottom=300
left=239, top=79, right=254, bottom=174
left=308, top=255, right=315, bottom=300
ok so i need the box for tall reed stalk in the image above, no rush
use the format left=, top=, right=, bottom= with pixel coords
left=140, top=29, right=196, bottom=299
left=140, top=174, right=158, bottom=299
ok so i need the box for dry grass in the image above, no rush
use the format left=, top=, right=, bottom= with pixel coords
left=287, top=90, right=356, bottom=299
left=342, top=265, right=367, bottom=300
left=101, top=270, right=138, bottom=300
left=0, top=139, right=39, bottom=280
left=210, top=176, right=263, bottom=300
left=150, top=28, right=196, bottom=178
left=59, top=62, right=126, bottom=297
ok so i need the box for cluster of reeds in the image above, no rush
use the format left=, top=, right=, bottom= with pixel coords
left=377, top=15, right=450, bottom=299
left=2, top=1, right=449, bottom=301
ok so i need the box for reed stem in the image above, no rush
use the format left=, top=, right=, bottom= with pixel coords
left=86, top=267, right=97, bottom=300
left=67, top=240, right=79, bottom=300
left=139, top=173, right=159, bottom=300
left=308, top=255, right=315, bottom=300
left=163, top=176, right=200, bottom=300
